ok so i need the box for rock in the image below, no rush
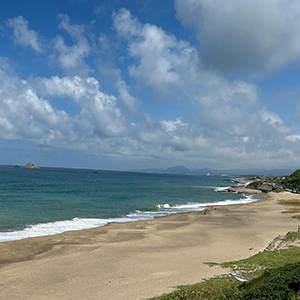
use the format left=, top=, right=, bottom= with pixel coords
left=224, top=186, right=263, bottom=194
left=22, top=162, right=39, bottom=169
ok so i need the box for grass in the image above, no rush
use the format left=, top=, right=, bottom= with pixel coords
left=151, top=232, right=300, bottom=300
left=285, top=231, right=300, bottom=242
left=278, top=199, right=300, bottom=206
left=151, top=276, right=239, bottom=300
left=220, top=245, right=300, bottom=278
left=282, top=208, right=300, bottom=214
left=279, top=198, right=300, bottom=220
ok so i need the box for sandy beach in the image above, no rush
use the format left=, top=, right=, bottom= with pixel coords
left=0, top=192, right=299, bottom=300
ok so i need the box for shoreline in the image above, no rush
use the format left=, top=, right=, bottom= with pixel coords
left=0, top=189, right=258, bottom=243
left=1, top=192, right=299, bottom=300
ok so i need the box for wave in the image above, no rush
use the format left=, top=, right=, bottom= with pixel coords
left=0, top=195, right=259, bottom=243
left=155, top=194, right=257, bottom=211
left=214, top=186, right=231, bottom=192
left=0, top=217, right=138, bottom=243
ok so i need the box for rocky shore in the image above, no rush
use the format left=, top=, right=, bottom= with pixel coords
left=224, top=186, right=263, bottom=194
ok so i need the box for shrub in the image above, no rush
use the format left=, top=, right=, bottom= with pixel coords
left=224, top=262, right=300, bottom=299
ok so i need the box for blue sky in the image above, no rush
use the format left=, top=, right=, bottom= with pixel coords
left=1, top=0, right=300, bottom=170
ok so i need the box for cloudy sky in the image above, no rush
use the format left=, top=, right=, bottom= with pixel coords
left=1, top=0, right=300, bottom=170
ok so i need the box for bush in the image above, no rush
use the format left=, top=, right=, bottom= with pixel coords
left=224, top=262, right=300, bottom=299
left=248, top=181, right=260, bottom=189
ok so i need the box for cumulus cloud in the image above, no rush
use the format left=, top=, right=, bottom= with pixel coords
left=113, top=8, right=202, bottom=99
left=6, top=16, right=42, bottom=53
left=0, top=58, right=69, bottom=143
left=175, top=0, right=300, bottom=76
left=35, top=75, right=127, bottom=137
left=0, top=57, right=129, bottom=154
left=54, top=14, right=91, bottom=75
left=2, top=9, right=300, bottom=169
left=111, top=8, right=300, bottom=168
left=113, top=8, right=258, bottom=107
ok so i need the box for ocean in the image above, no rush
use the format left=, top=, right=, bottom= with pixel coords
left=0, top=165, right=257, bottom=242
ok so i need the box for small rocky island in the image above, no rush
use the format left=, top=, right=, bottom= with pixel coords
left=22, top=162, right=39, bottom=169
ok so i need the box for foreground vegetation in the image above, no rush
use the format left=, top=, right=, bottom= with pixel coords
left=151, top=232, right=300, bottom=300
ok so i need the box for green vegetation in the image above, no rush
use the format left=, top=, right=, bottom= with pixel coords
left=247, top=178, right=281, bottom=192
left=221, top=245, right=300, bottom=278
left=151, top=233, right=300, bottom=300
left=248, top=181, right=259, bottom=189
left=279, top=199, right=300, bottom=206
left=281, top=170, right=300, bottom=190
left=151, top=277, right=240, bottom=300
left=285, top=231, right=300, bottom=242
left=279, top=198, right=300, bottom=220
left=240, top=169, right=300, bottom=192
left=282, top=207, right=300, bottom=214
left=223, top=263, right=300, bottom=299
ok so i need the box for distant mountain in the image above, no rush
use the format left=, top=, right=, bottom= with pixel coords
left=132, top=166, right=295, bottom=176
left=163, top=165, right=191, bottom=174
left=193, top=168, right=212, bottom=175
left=131, top=168, right=164, bottom=173
left=214, top=168, right=295, bottom=176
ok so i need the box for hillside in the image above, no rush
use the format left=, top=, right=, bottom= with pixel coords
left=281, top=169, right=300, bottom=190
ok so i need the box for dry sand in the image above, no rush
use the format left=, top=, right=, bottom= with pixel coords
left=0, top=192, right=299, bottom=300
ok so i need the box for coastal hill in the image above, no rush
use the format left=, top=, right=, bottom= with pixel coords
left=22, top=162, right=39, bottom=169
left=281, top=169, right=300, bottom=190
left=239, top=168, right=300, bottom=194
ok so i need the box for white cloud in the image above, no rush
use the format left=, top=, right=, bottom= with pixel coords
left=0, top=57, right=128, bottom=154
left=6, top=16, right=42, bottom=53
left=114, top=9, right=201, bottom=99
left=2, top=8, right=300, bottom=170
left=160, top=118, right=188, bottom=133
left=54, top=14, right=91, bottom=75
left=98, top=64, right=138, bottom=111
left=175, top=0, right=300, bottom=76
left=0, top=58, right=69, bottom=143
left=113, top=8, right=258, bottom=107
left=111, top=9, right=300, bottom=168
left=35, top=75, right=127, bottom=137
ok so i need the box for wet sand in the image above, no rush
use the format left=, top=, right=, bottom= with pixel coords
left=0, top=192, right=299, bottom=300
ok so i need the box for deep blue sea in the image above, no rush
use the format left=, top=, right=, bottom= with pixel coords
left=0, top=165, right=257, bottom=242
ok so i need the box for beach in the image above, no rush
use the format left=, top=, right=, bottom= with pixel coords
left=0, top=191, right=299, bottom=300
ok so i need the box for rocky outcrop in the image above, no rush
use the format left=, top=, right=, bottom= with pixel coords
left=22, top=162, right=39, bottom=169
left=224, top=186, right=263, bottom=194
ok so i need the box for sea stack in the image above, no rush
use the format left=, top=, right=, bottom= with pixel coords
left=22, top=162, right=39, bottom=169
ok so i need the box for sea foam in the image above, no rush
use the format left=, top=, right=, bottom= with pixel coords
left=0, top=195, right=259, bottom=243
left=0, top=217, right=137, bottom=243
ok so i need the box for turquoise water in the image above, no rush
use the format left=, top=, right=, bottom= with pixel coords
left=0, top=166, right=255, bottom=242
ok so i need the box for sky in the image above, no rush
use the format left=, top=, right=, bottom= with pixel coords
left=1, top=0, right=300, bottom=171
